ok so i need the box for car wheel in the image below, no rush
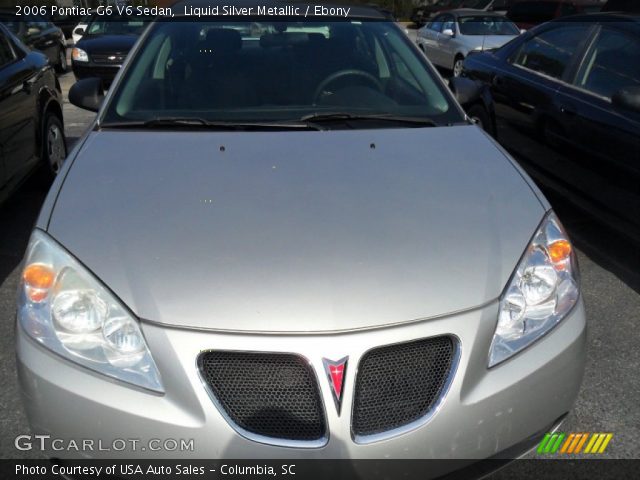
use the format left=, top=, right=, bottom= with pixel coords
left=467, top=104, right=495, bottom=137
left=42, top=112, right=67, bottom=178
left=55, top=46, right=67, bottom=73
left=453, top=56, right=464, bottom=77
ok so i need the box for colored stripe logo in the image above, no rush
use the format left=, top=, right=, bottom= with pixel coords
left=538, top=433, right=613, bottom=454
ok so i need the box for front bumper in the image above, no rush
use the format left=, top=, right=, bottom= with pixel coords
left=16, top=298, right=586, bottom=461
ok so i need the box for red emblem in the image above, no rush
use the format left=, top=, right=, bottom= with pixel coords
left=322, top=357, right=348, bottom=414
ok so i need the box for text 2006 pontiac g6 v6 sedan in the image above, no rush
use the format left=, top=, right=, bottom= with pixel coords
left=15, top=0, right=585, bottom=469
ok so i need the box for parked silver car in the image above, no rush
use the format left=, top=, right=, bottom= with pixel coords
left=417, top=9, right=522, bottom=76
left=16, top=1, right=585, bottom=470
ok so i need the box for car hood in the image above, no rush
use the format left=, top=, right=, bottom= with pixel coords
left=48, top=126, right=544, bottom=333
left=76, top=34, right=138, bottom=53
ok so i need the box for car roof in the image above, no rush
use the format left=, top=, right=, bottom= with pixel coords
left=171, top=0, right=388, bottom=19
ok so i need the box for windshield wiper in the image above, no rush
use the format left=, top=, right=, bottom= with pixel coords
left=101, top=117, right=324, bottom=131
left=299, top=112, right=439, bottom=127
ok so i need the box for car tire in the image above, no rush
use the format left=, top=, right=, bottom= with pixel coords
left=467, top=104, right=495, bottom=137
left=55, top=46, right=67, bottom=74
left=41, top=111, right=67, bottom=181
left=453, top=56, right=464, bottom=77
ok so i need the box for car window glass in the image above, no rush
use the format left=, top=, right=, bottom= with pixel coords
left=575, top=28, right=640, bottom=99
left=459, top=15, right=520, bottom=35
left=430, top=18, right=444, bottom=32
left=442, top=16, right=455, bottom=33
left=0, top=32, right=15, bottom=67
left=512, top=25, right=590, bottom=79
left=104, top=20, right=457, bottom=125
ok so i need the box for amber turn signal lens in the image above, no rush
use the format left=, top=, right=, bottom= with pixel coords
left=23, top=264, right=55, bottom=289
left=547, top=240, right=572, bottom=263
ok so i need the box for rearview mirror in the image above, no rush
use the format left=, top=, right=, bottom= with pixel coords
left=73, top=27, right=85, bottom=36
left=449, top=76, right=482, bottom=108
left=69, top=78, right=104, bottom=112
left=442, top=28, right=455, bottom=37
left=612, top=86, right=640, bottom=114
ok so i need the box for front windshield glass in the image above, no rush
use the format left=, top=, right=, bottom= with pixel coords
left=85, top=16, right=147, bottom=36
left=102, top=20, right=461, bottom=127
left=459, top=16, right=520, bottom=35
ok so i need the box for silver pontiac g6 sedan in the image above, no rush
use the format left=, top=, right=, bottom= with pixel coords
left=16, top=0, right=585, bottom=468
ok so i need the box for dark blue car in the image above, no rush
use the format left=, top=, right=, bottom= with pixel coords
left=463, top=12, right=640, bottom=241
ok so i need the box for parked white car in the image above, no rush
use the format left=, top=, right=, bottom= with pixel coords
left=417, top=9, right=521, bottom=76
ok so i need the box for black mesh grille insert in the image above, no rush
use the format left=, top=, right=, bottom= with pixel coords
left=199, top=351, right=326, bottom=441
left=353, top=336, right=456, bottom=437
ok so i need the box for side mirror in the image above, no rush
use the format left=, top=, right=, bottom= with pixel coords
left=449, top=76, right=482, bottom=108
left=612, top=86, right=640, bottom=114
left=442, top=28, right=455, bottom=37
left=73, top=26, right=85, bottom=36
left=69, top=78, right=104, bottom=112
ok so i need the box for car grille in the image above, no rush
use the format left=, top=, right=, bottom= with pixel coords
left=91, top=53, right=126, bottom=64
left=352, top=336, right=456, bottom=438
left=198, top=351, right=326, bottom=442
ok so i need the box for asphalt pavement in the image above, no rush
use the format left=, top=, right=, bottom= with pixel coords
left=0, top=63, right=638, bottom=462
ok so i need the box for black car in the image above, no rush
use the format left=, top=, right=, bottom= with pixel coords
left=463, top=13, right=640, bottom=240
left=72, top=16, right=148, bottom=87
left=0, top=10, right=67, bottom=73
left=0, top=23, right=66, bottom=204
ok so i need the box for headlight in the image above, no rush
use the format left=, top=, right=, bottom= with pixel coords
left=71, top=48, right=89, bottom=62
left=489, top=212, right=579, bottom=367
left=18, top=230, right=163, bottom=392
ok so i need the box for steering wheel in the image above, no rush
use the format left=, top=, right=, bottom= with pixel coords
left=313, top=69, right=383, bottom=104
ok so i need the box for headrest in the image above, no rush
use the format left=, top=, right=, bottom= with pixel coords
left=201, top=28, right=242, bottom=53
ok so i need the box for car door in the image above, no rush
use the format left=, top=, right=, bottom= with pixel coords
left=556, top=24, right=640, bottom=175
left=0, top=29, right=38, bottom=186
left=489, top=23, right=595, bottom=131
left=419, top=16, right=445, bottom=66
left=437, top=14, right=458, bottom=69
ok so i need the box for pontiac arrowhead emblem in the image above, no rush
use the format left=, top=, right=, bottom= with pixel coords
left=322, top=357, right=348, bottom=414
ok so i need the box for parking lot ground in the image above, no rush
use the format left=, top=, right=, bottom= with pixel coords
left=0, top=69, right=638, bottom=462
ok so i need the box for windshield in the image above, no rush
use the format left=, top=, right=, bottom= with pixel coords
left=102, top=20, right=460, bottom=128
left=85, top=16, right=148, bottom=36
left=459, top=16, right=520, bottom=35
